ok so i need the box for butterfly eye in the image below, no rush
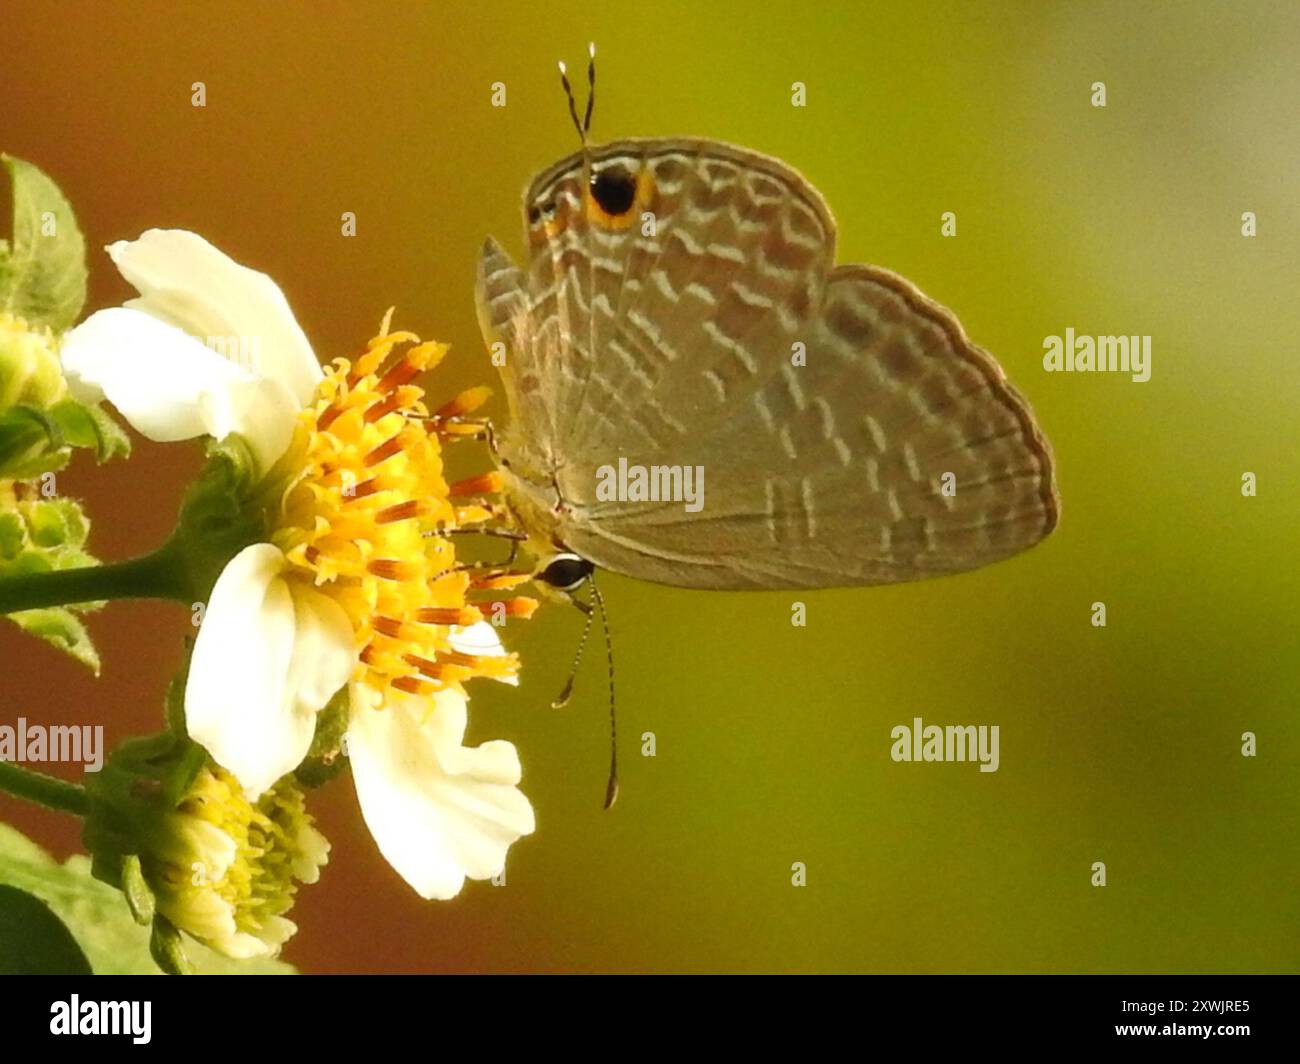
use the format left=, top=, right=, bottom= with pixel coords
left=590, top=165, right=637, bottom=216
left=537, top=553, right=594, bottom=591
left=527, top=205, right=542, bottom=224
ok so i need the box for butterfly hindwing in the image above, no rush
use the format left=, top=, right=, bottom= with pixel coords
left=481, top=138, right=1058, bottom=589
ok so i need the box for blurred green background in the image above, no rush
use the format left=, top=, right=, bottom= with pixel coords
left=1, top=0, right=1297, bottom=972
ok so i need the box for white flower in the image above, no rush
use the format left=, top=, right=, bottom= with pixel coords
left=62, top=230, right=535, bottom=899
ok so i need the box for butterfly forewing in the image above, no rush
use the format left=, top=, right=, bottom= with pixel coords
left=477, top=138, right=1059, bottom=590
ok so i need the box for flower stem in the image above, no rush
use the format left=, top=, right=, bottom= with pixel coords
left=0, top=545, right=191, bottom=615
left=0, top=760, right=88, bottom=816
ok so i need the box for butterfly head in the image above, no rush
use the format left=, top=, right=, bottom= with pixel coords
left=533, top=551, right=595, bottom=609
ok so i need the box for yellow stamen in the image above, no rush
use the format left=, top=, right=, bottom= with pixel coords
left=269, top=325, right=534, bottom=700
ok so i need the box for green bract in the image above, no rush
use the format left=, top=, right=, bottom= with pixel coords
left=0, top=486, right=103, bottom=671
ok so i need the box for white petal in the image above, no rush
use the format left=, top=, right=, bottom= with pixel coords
left=186, top=545, right=355, bottom=798
left=449, top=621, right=519, bottom=686
left=348, top=686, right=535, bottom=899
left=61, top=307, right=299, bottom=471
left=108, top=228, right=322, bottom=405
left=197, top=373, right=300, bottom=474
left=62, top=308, right=248, bottom=438
left=286, top=580, right=358, bottom=723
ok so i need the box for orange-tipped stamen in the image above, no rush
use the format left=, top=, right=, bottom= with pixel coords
left=415, top=606, right=484, bottom=626
left=375, top=499, right=432, bottom=524
left=476, top=597, right=539, bottom=620
left=435, top=386, right=492, bottom=419
left=372, top=616, right=410, bottom=640
left=363, top=433, right=406, bottom=468
left=367, top=559, right=418, bottom=581
left=362, top=391, right=404, bottom=424
left=392, top=675, right=433, bottom=696
left=316, top=402, right=346, bottom=433
left=449, top=471, right=504, bottom=497
left=438, top=650, right=518, bottom=679
left=403, top=655, right=458, bottom=683
left=375, top=344, right=440, bottom=394
left=347, top=477, right=383, bottom=500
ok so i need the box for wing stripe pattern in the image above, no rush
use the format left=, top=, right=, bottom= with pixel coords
left=480, top=139, right=1058, bottom=590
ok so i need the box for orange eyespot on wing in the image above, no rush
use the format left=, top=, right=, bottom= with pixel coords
left=585, top=166, right=655, bottom=229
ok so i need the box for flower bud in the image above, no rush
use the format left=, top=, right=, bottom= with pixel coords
left=84, top=735, right=328, bottom=960
left=0, top=312, right=66, bottom=412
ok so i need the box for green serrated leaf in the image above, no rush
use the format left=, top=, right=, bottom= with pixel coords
left=7, top=606, right=100, bottom=673
left=0, top=822, right=297, bottom=975
left=48, top=397, right=131, bottom=463
left=0, top=884, right=94, bottom=974
left=0, top=156, right=87, bottom=331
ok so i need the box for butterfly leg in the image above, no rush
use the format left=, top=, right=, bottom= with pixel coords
left=421, top=413, right=501, bottom=459
left=438, top=526, right=527, bottom=569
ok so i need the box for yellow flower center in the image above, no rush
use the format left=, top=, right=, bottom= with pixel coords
left=271, top=325, right=535, bottom=698
left=165, top=765, right=324, bottom=937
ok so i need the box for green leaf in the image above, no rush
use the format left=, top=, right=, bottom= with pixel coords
left=0, top=156, right=87, bottom=331
left=0, top=884, right=94, bottom=974
left=49, top=397, right=131, bottom=463
left=7, top=606, right=100, bottom=673
left=0, top=822, right=297, bottom=975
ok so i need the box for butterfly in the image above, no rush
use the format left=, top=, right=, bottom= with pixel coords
left=474, top=50, right=1059, bottom=606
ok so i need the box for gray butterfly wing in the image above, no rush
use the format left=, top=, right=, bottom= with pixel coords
left=479, top=140, right=830, bottom=464
left=478, top=139, right=1058, bottom=590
